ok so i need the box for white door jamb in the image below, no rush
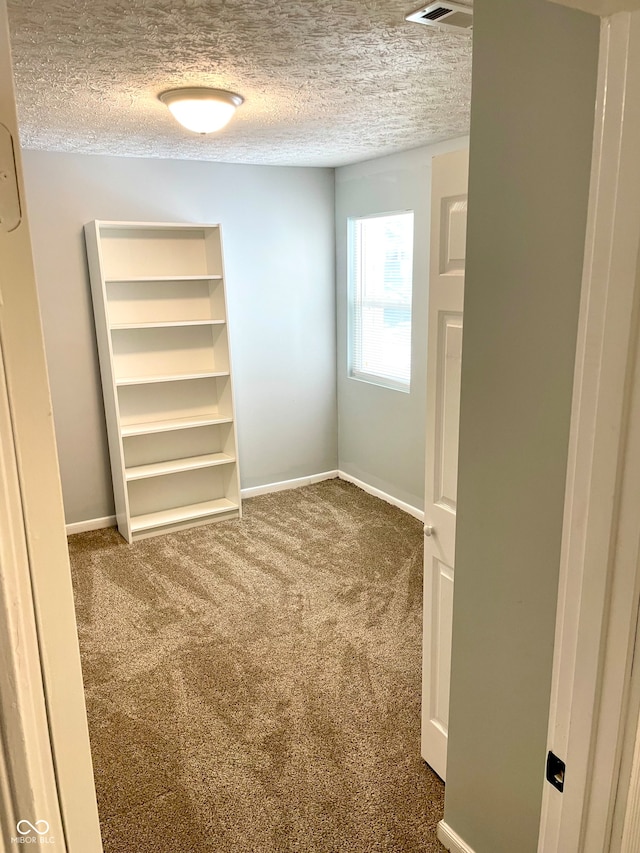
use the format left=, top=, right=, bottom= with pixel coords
left=0, top=341, right=68, bottom=848
left=0, top=2, right=103, bottom=849
left=538, top=11, right=640, bottom=853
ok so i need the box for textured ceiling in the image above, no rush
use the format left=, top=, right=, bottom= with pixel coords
left=550, top=0, right=640, bottom=11
left=7, top=0, right=472, bottom=167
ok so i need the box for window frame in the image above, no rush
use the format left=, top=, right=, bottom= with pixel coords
left=347, top=209, right=415, bottom=394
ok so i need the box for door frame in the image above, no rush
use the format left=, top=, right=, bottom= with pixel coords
left=0, top=1, right=103, bottom=849
left=0, top=336, right=68, bottom=849
left=538, top=9, right=640, bottom=852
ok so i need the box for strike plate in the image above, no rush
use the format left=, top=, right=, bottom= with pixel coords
left=0, top=123, right=21, bottom=233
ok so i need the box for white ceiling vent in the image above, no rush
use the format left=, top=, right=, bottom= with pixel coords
left=405, top=2, right=473, bottom=33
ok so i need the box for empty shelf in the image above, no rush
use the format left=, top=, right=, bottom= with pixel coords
left=120, top=414, right=233, bottom=437
left=105, top=275, right=222, bottom=283
left=125, top=453, right=236, bottom=481
left=110, top=320, right=225, bottom=330
left=116, top=370, right=229, bottom=386
left=130, top=498, right=239, bottom=533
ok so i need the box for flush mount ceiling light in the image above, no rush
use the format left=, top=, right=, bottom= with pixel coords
left=158, top=88, right=244, bottom=134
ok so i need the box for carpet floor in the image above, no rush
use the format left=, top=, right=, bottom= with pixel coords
left=68, top=479, right=445, bottom=852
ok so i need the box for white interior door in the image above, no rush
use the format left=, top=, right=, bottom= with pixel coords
left=421, top=147, right=469, bottom=781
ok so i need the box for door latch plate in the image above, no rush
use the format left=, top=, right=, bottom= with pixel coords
left=546, top=750, right=565, bottom=793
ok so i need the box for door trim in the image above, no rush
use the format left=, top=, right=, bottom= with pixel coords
left=538, top=11, right=640, bottom=852
left=0, top=338, right=67, bottom=849
left=0, top=2, right=102, bottom=849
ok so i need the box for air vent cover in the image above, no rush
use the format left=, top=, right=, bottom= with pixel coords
left=405, top=2, right=473, bottom=32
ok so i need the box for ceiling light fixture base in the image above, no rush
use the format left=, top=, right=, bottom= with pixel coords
left=158, top=87, right=244, bottom=134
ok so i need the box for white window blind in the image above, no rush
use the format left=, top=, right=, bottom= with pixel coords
left=348, top=211, right=414, bottom=391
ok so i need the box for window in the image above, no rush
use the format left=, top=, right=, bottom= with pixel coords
left=348, top=211, right=414, bottom=392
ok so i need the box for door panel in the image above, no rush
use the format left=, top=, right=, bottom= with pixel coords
left=431, top=555, right=454, bottom=726
left=435, top=313, right=463, bottom=513
left=421, top=148, right=469, bottom=781
left=441, top=196, right=468, bottom=273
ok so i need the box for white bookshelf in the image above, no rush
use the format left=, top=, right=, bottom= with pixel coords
left=84, top=221, right=242, bottom=542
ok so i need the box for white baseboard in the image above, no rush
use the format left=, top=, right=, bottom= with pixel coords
left=66, top=469, right=423, bottom=534
left=337, top=470, right=424, bottom=522
left=437, top=821, right=476, bottom=853
left=241, top=470, right=339, bottom=499
left=66, top=515, right=116, bottom=535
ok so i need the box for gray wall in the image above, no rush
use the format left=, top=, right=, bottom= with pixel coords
left=445, top=2, right=599, bottom=851
left=22, top=151, right=337, bottom=525
left=335, top=140, right=468, bottom=512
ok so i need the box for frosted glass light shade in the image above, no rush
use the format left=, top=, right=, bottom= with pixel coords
left=159, top=88, right=244, bottom=134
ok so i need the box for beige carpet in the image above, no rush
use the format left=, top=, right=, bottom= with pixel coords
left=68, top=479, right=445, bottom=852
